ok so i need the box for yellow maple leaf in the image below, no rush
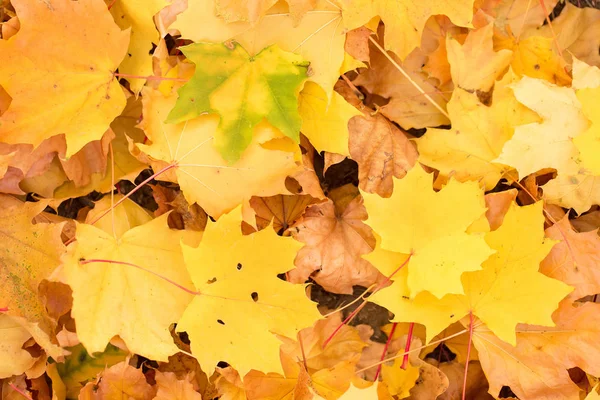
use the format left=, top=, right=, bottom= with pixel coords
left=137, top=87, right=302, bottom=219
left=362, top=166, right=493, bottom=298
left=298, top=81, right=362, bottom=156
left=171, top=0, right=345, bottom=100
left=370, top=202, right=573, bottom=345
left=0, top=0, right=129, bottom=157
left=335, top=0, right=474, bottom=60
left=62, top=213, right=198, bottom=361
left=416, top=70, right=539, bottom=190
left=177, top=207, right=321, bottom=375
left=494, top=76, right=589, bottom=179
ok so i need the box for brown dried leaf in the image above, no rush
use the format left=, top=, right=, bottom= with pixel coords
left=290, top=185, right=383, bottom=294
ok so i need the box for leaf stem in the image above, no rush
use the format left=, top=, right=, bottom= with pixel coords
left=322, top=253, right=412, bottom=348
left=340, top=74, right=364, bottom=100
left=401, top=322, right=414, bottom=369
left=355, top=327, right=470, bottom=374
left=298, top=331, right=309, bottom=372
left=9, top=383, right=32, bottom=400
left=0, top=307, right=8, bottom=312
left=80, top=258, right=199, bottom=295
left=462, top=311, right=474, bottom=400
left=374, top=322, right=397, bottom=380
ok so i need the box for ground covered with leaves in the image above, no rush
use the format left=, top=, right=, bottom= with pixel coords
left=1, top=0, right=600, bottom=398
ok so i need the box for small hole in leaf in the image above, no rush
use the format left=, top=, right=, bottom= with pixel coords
left=498, top=386, right=517, bottom=398
left=217, top=319, right=225, bottom=325
left=217, top=361, right=229, bottom=368
left=236, top=263, right=242, bottom=270
left=251, top=292, right=259, bottom=302
left=207, top=277, right=217, bottom=284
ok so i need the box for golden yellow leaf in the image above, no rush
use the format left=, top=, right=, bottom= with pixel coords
left=362, top=166, right=492, bottom=298
left=0, top=0, right=128, bottom=157
left=177, top=207, right=321, bottom=375
left=370, top=202, right=572, bottom=344
left=62, top=214, right=198, bottom=361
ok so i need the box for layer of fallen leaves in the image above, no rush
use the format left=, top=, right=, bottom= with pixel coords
left=2, top=0, right=600, bottom=399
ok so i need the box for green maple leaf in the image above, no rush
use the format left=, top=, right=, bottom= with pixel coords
left=166, top=42, right=309, bottom=162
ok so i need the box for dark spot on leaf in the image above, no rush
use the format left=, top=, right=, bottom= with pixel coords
left=402, top=296, right=409, bottom=300
left=450, top=314, right=455, bottom=318
left=534, top=64, right=540, bottom=70
left=217, top=319, right=225, bottom=325
left=78, top=351, right=87, bottom=363
left=207, top=277, right=217, bottom=284
left=251, top=292, right=259, bottom=302
left=236, top=263, right=242, bottom=270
